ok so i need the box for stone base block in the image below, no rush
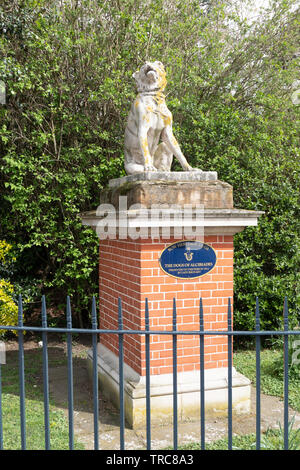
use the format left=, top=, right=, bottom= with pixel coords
left=87, top=344, right=251, bottom=429
left=100, top=174, right=233, bottom=210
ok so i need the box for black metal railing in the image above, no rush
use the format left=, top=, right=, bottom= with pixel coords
left=0, top=295, right=299, bottom=451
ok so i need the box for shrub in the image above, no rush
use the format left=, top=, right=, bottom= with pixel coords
left=0, top=241, right=18, bottom=335
left=271, top=333, right=300, bottom=381
left=0, top=0, right=299, bottom=327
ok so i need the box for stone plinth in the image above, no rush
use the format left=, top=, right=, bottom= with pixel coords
left=100, top=179, right=233, bottom=210
left=81, top=171, right=263, bottom=428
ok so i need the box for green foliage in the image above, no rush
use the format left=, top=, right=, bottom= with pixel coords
left=270, top=333, right=300, bottom=380
left=1, top=343, right=84, bottom=449
left=0, top=0, right=299, bottom=326
left=0, top=240, right=18, bottom=334
left=179, top=348, right=300, bottom=450
left=260, top=417, right=300, bottom=450
left=0, top=279, right=18, bottom=333
left=234, top=349, right=300, bottom=411
left=179, top=419, right=300, bottom=449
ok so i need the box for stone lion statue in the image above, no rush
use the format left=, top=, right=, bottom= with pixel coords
left=124, top=61, right=198, bottom=175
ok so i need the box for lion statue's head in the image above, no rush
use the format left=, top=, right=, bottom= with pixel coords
left=132, top=61, right=167, bottom=93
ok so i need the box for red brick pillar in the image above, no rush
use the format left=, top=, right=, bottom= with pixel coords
left=81, top=173, right=263, bottom=428
left=99, top=235, right=233, bottom=376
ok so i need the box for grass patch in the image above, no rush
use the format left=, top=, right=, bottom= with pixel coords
left=180, top=424, right=300, bottom=450
left=1, top=339, right=84, bottom=450
left=233, top=348, right=300, bottom=412
left=178, top=347, right=300, bottom=451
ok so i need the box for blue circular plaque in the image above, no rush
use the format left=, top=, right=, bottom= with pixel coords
left=159, top=241, right=217, bottom=279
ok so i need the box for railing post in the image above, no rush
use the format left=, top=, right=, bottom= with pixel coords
left=255, top=297, right=261, bottom=450
left=0, top=328, right=4, bottom=449
left=145, top=298, right=151, bottom=450
left=199, top=297, right=205, bottom=450
left=172, top=297, right=178, bottom=450
left=91, top=296, right=99, bottom=450
left=41, top=295, right=50, bottom=450
left=118, top=297, right=125, bottom=450
left=0, top=362, right=2, bottom=450
left=66, top=296, right=74, bottom=450
left=18, top=295, right=26, bottom=450
left=283, top=296, right=289, bottom=450
left=227, top=297, right=232, bottom=450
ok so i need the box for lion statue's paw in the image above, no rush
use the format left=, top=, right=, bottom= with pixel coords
left=144, top=164, right=158, bottom=172
left=186, top=165, right=202, bottom=172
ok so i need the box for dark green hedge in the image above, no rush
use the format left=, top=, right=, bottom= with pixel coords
left=0, top=0, right=299, bottom=328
